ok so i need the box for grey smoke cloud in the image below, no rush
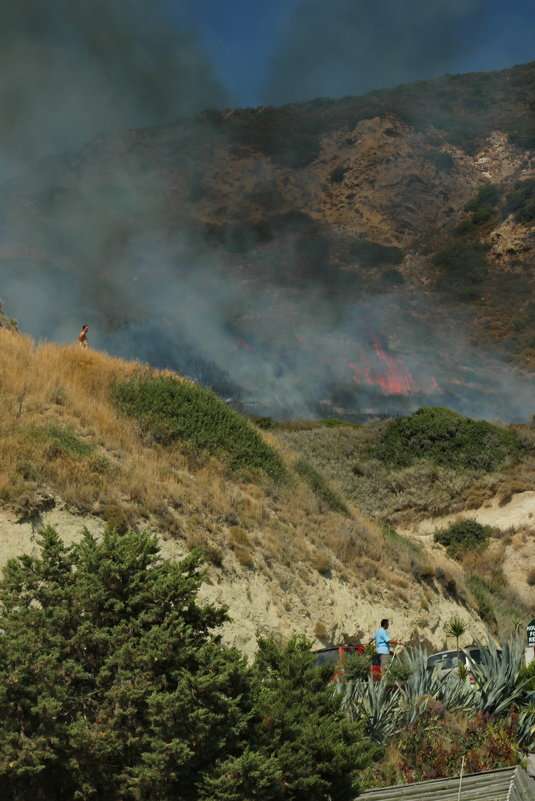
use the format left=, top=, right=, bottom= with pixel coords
left=0, top=0, right=228, bottom=177
left=263, top=0, right=484, bottom=105
left=0, top=2, right=533, bottom=425
left=2, top=208, right=533, bottom=424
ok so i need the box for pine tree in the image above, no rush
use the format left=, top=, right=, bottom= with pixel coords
left=0, top=527, right=252, bottom=800
left=0, top=529, right=376, bottom=800
left=201, top=635, right=378, bottom=801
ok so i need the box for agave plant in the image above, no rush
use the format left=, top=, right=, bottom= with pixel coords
left=399, top=647, right=475, bottom=725
left=468, top=632, right=528, bottom=715
left=518, top=696, right=535, bottom=749
left=341, top=637, right=534, bottom=748
left=342, top=675, right=404, bottom=742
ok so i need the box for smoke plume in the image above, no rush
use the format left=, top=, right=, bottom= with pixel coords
left=0, top=0, right=228, bottom=178
left=0, top=4, right=533, bottom=424
left=263, top=0, right=484, bottom=105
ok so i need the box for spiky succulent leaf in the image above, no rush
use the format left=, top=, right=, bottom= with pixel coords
left=468, top=632, right=527, bottom=715
left=342, top=677, right=403, bottom=742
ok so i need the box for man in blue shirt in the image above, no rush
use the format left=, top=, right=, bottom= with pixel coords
left=372, top=618, right=403, bottom=669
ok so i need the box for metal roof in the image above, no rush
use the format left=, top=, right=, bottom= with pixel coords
left=359, top=766, right=535, bottom=801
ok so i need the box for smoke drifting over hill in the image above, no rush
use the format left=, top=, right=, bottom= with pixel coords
left=1, top=195, right=533, bottom=424
left=264, top=0, right=485, bottom=104
left=0, top=31, right=534, bottom=423
left=0, top=0, right=228, bottom=178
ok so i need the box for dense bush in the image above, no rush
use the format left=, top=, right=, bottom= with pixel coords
left=428, top=150, right=454, bottom=171
left=381, top=267, right=405, bottom=286
left=209, top=220, right=274, bottom=253
left=464, top=183, right=500, bottom=212
left=34, top=424, right=94, bottom=458
left=397, top=711, right=521, bottom=784
left=266, top=210, right=315, bottom=235
left=329, top=165, right=350, bottom=183
left=112, top=376, right=285, bottom=479
left=432, top=240, right=489, bottom=284
left=503, top=179, right=535, bottom=223
left=228, top=110, right=321, bottom=168
left=433, top=518, right=492, bottom=560
left=0, top=529, right=375, bottom=801
left=508, top=119, right=535, bottom=150
left=349, top=239, right=404, bottom=267
left=517, top=659, right=535, bottom=692
left=374, top=407, right=522, bottom=471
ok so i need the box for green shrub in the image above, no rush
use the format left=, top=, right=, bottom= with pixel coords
left=432, top=240, right=489, bottom=284
left=344, top=650, right=372, bottom=681
left=318, top=418, right=360, bottom=429
left=467, top=575, right=497, bottom=626
left=512, top=300, right=535, bottom=333
left=433, top=518, right=492, bottom=560
left=374, top=407, right=522, bottom=471
left=381, top=268, right=404, bottom=285
left=517, top=659, right=535, bottom=691
left=228, top=110, right=321, bottom=168
left=428, top=150, right=454, bottom=171
left=508, top=119, right=535, bottom=150
left=504, top=179, right=535, bottom=223
left=41, top=424, right=94, bottom=458
left=330, top=165, right=350, bottom=183
left=464, top=184, right=500, bottom=212
left=112, top=376, right=285, bottom=479
left=252, top=416, right=276, bottom=430
left=383, top=658, right=414, bottom=685
left=350, top=239, right=404, bottom=267
left=294, top=457, right=350, bottom=516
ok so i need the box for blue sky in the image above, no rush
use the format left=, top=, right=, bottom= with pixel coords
left=170, top=0, right=293, bottom=107
left=171, top=0, right=535, bottom=108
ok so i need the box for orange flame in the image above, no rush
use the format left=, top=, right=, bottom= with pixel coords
left=348, top=339, right=438, bottom=395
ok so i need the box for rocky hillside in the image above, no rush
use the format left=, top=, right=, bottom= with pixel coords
left=0, top=327, right=533, bottom=659
left=0, top=62, right=534, bottom=421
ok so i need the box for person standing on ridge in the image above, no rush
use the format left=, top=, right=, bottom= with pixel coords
left=371, top=618, right=403, bottom=670
left=78, top=324, right=89, bottom=348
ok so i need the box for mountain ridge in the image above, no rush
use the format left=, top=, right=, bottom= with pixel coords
left=0, top=61, right=534, bottom=421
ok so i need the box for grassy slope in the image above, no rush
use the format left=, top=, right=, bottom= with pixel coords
left=275, top=416, right=535, bottom=525
left=275, top=416, right=535, bottom=630
left=0, top=329, right=419, bottom=588
left=1, top=327, right=531, bottom=639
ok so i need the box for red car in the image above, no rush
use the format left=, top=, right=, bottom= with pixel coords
left=312, top=644, right=382, bottom=682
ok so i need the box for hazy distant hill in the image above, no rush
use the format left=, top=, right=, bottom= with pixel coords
left=1, top=62, right=535, bottom=421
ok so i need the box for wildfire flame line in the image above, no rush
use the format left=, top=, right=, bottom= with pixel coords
left=348, top=340, right=438, bottom=395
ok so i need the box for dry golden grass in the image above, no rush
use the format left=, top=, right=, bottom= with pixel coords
left=276, top=420, right=535, bottom=526
left=0, top=329, right=466, bottom=612
left=462, top=546, right=507, bottom=590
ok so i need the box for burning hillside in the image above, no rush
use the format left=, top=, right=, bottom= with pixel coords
left=1, top=63, right=535, bottom=421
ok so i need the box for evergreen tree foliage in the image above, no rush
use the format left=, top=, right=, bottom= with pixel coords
left=244, top=636, right=376, bottom=801
left=0, top=530, right=374, bottom=801
left=0, top=527, right=252, bottom=800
